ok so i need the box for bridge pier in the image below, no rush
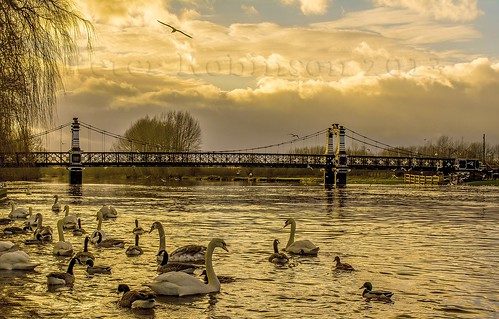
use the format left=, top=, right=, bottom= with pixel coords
left=68, top=118, right=83, bottom=185
left=324, top=124, right=348, bottom=188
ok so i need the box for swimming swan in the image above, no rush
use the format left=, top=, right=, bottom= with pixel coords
left=0, top=250, right=40, bottom=270
left=98, top=205, right=118, bottom=219
left=283, top=218, right=319, bottom=256
left=145, top=238, right=228, bottom=296
left=0, top=241, right=19, bottom=254
left=51, top=195, right=61, bottom=212
left=46, top=256, right=81, bottom=285
left=268, top=239, right=289, bottom=264
left=33, top=213, right=53, bottom=241
left=24, top=208, right=37, bottom=228
left=53, top=219, right=74, bottom=256
left=62, top=205, right=78, bottom=229
left=117, top=284, right=155, bottom=309
left=149, top=221, right=167, bottom=264
left=8, top=201, right=30, bottom=219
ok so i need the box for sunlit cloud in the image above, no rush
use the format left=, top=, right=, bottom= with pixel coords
left=280, top=0, right=331, bottom=16
left=241, top=5, right=258, bottom=15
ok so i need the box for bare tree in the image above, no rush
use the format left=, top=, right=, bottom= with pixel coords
left=0, top=0, right=92, bottom=152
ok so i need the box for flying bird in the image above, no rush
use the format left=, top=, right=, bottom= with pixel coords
left=288, top=133, right=300, bottom=138
left=157, top=20, right=192, bottom=39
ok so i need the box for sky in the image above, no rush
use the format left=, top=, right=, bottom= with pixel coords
left=51, top=0, right=499, bottom=153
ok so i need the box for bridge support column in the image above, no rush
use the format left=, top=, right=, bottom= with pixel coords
left=334, top=124, right=348, bottom=188
left=68, top=117, right=83, bottom=185
left=324, top=127, right=335, bottom=187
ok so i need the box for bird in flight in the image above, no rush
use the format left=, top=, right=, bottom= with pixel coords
left=157, top=20, right=192, bottom=39
left=288, top=133, right=300, bottom=138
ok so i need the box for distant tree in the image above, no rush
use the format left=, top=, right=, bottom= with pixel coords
left=114, top=111, right=201, bottom=152
left=0, top=0, right=93, bottom=152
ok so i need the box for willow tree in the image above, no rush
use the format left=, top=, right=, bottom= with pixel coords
left=114, top=111, right=202, bottom=152
left=0, top=0, right=92, bottom=152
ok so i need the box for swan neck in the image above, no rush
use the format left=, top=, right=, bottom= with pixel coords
left=286, top=221, right=296, bottom=248
left=57, top=220, right=65, bottom=242
left=157, top=223, right=166, bottom=251
left=205, top=241, right=220, bottom=287
left=36, top=214, right=43, bottom=229
left=97, top=215, right=102, bottom=230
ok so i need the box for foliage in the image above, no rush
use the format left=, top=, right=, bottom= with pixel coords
left=0, top=0, right=92, bottom=152
left=113, top=111, right=202, bottom=152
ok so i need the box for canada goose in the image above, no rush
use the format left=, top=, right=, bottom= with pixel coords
left=46, top=256, right=81, bottom=285
left=62, top=205, right=78, bottom=229
left=156, top=249, right=202, bottom=274
left=0, top=250, right=40, bottom=270
left=74, top=236, right=95, bottom=263
left=8, top=201, right=30, bottom=219
left=145, top=238, right=228, bottom=296
left=51, top=195, right=61, bottom=212
left=200, top=269, right=236, bottom=284
left=53, top=219, right=73, bottom=256
left=3, top=225, right=31, bottom=235
left=283, top=218, right=319, bottom=255
left=90, top=211, right=107, bottom=244
left=117, top=284, right=155, bottom=309
left=334, top=256, right=354, bottom=271
left=268, top=239, right=289, bottom=264
left=132, top=219, right=145, bottom=235
left=125, top=234, right=143, bottom=256
left=73, top=218, right=86, bottom=236
left=93, top=231, right=125, bottom=248
left=360, top=282, right=393, bottom=301
left=85, top=259, right=111, bottom=275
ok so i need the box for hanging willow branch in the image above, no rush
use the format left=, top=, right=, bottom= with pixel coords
left=0, top=0, right=93, bottom=152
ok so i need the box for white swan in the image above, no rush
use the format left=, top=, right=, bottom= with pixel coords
left=283, top=218, right=319, bottom=255
left=0, top=250, right=40, bottom=270
left=74, top=236, right=95, bottom=263
left=24, top=207, right=37, bottom=228
left=268, top=239, right=289, bottom=264
left=125, top=234, right=143, bottom=256
left=8, top=201, right=30, bottom=219
left=98, top=205, right=118, bottom=219
left=90, top=211, right=107, bottom=244
left=46, top=256, right=80, bottom=285
left=51, top=195, right=61, bottom=212
left=145, top=238, right=228, bottom=296
left=33, top=213, right=53, bottom=241
left=53, top=219, right=74, bottom=256
left=149, top=221, right=167, bottom=264
left=0, top=241, right=19, bottom=254
left=62, top=205, right=78, bottom=229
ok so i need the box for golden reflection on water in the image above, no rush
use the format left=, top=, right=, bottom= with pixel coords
left=0, top=182, right=498, bottom=318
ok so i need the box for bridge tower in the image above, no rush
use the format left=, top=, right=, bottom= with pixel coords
left=68, top=117, right=83, bottom=184
left=324, top=124, right=348, bottom=188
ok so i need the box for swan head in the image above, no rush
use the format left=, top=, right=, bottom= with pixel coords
left=96, top=211, right=103, bottom=221
left=283, top=218, right=295, bottom=228
left=360, top=282, right=373, bottom=291
left=211, top=238, right=229, bottom=252
left=149, top=221, right=162, bottom=233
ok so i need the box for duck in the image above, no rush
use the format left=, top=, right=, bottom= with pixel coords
left=46, top=256, right=81, bottom=286
left=90, top=211, right=107, bottom=244
left=268, top=239, right=289, bottom=265
left=74, top=236, right=95, bottom=263
left=8, top=201, right=30, bottom=219
left=360, top=282, right=394, bottom=301
left=3, top=225, right=31, bottom=235
left=93, top=231, right=125, bottom=248
left=117, top=284, right=155, bottom=309
left=145, top=238, right=228, bottom=296
left=51, top=195, right=61, bottom=212
left=149, top=221, right=207, bottom=264
left=156, top=249, right=203, bottom=274
left=85, top=259, right=111, bottom=275
left=33, top=213, right=53, bottom=241
left=98, top=205, right=118, bottom=219
left=283, top=218, right=319, bottom=255
left=72, top=218, right=86, bottom=236
left=24, top=233, right=44, bottom=245
left=125, top=234, right=143, bottom=256
left=62, top=205, right=78, bottom=229
left=334, top=256, right=354, bottom=271
left=132, top=219, right=145, bottom=235
left=53, top=219, right=74, bottom=256
left=0, top=250, right=40, bottom=270
left=0, top=240, right=19, bottom=253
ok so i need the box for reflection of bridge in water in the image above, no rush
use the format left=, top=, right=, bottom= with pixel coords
left=0, top=118, right=482, bottom=187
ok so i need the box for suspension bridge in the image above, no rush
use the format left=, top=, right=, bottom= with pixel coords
left=0, top=118, right=483, bottom=187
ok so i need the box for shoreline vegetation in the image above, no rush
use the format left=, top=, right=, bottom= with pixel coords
left=1, top=167, right=498, bottom=186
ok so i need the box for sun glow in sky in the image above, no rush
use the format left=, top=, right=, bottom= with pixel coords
left=54, top=0, right=499, bottom=152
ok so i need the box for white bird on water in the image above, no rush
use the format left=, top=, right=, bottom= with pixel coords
left=157, top=20, right=192, bottom=39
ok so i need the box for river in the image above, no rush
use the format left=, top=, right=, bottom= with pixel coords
left=0, top=181, right=498, bottom=318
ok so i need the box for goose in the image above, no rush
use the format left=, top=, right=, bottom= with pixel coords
left=117, top=284, right=156, bottom=309
left=33, top=213, right=53, bottom=241
left=98, top=205, right=118, bottom=219
left=8, top=201, right=30, bottom=219
left=144, top=238, right=228, bottom=296
left=51, top=195, right=61, bottom=212
left=0, top=217, right=12, bottom=225
left=73, top=218, right=86, bottom=236
left=3, top=225, right=31, bottom=235
left=46, top=256, right=80, bottom=286
left=149, top=221, right=206, bottom=263
left=200, top=269, right=236, bottom=284
left=157, top=249, right=202, bottom=274
left=268, top=239, right=289, bottom=265
left=53, top=219, right=74, bottom=256
left=93, top=231, right=125, bottom=248
left=334, top=256, right=354, bottom=271
left=74, top=236, right=95, bottom=263
left=85, top=259, right=111, bottom=275
left=283, top=218, right=319, bottom=256
left=360, top=282, right=393, bottom=301
left=62, top=205, right=78, bottom=229
left=0, top=240, right=19, bottom=253
left=24, top=233, right=44, bottom=245
left=24, top=207, right=37, bottom=228
left=132, top=219, right=145, bottom=235
left=125, top=234, right=143, bottom=256
left=0, top=250, right=40, bottom=270
left=90, top=211, right=107, bottom=244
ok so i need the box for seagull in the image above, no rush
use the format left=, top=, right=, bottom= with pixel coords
left=157, top=20, right=192, bottom=39
left=288, top=133, right=299, bottom=138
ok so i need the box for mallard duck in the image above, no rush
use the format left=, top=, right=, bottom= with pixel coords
left=73, top=218, right=86, bottom=236
left=62, top=205, right=78, bottom=230
left=85, top=259, right=111, bottom=275
left=334, top=256, right=354, bottom=271
left=132, top=219, right=145, bottom=235
left=93, top=231, right=125, bottom=248
left=53, top=219, right=73, bottom=256
left=156, top=249, right=202, bottom=274
left=283, top=217, right=319, bottom=255
left=117, top=284, right=155, bottom=309
left=98, top=205, right=118, bottom=219
left=51, top=195, right=61, bottom=212
left=125, top=234, right=143, bottom=256
left=33, top=213, right=53, bottom=241
left=47, top=256, right=81, bottom=286
left=74, top=236, right=95, bottom=263
left=8, top=201, right=30, bottom=219
left=145, top=238, right=228, bottom=296
left=360, top=282, right=393, bottom=301
left=268, top=239, right=289, bottom=264
left=0, top=250, right=40, bottom=270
